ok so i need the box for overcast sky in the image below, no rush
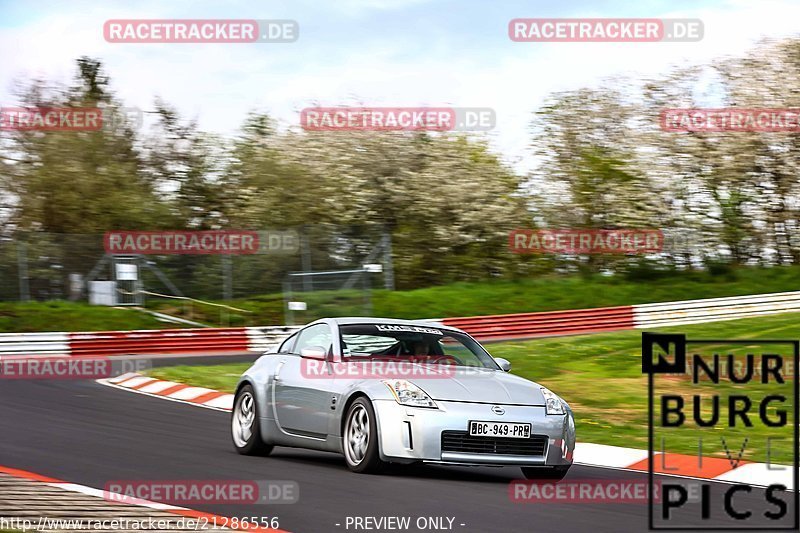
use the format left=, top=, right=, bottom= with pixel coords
left=2, top=0, right=800, bottom=170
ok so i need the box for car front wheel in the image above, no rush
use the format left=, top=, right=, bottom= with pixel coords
left=343, top=398, right=386, bottom=474
left=231, top=384, right=273, bottom=456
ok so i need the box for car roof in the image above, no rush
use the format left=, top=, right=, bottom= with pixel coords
left=330, top=317, right=464, bottom=333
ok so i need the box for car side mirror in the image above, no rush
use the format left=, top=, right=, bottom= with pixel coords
left=495, top=357, right=511, bottom=372
left=300, top=346, right=328, bottom=360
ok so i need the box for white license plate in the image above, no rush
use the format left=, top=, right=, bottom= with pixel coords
left=468, top=421, right=531, bottom=439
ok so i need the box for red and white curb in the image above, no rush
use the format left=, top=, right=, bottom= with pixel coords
left=101, top=374, right=797, bottom=489
left=574, top=442, right=797, bottom=489
left=0, top=326, right=301, bottom=359
left=98, top=372, right=234, bottom=411
left=0, top=465, right=289, bottom=532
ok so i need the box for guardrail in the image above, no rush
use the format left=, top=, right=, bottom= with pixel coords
left=443, top=291, right=800, bottom=341
left=0, top=333, right=71, bottom=357
left=441, top=306, right=635, bottom=341
left=0, top=326, right=301, bottom=359
left=632, top=291, right=800, bottom=329
left=3, top=291, right=799, bottom=357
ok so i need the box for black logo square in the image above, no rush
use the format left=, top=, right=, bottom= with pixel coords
left=642, top=332, right=686, bottom=375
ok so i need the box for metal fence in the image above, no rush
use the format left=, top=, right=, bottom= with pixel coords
left=0, top=226, right=394, bottom=303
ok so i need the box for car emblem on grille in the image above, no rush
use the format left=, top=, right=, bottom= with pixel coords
left=491, top=405, right=505, bottom=415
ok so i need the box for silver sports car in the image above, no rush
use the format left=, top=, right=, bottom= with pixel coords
left=231, top=318, right=575, bottom=479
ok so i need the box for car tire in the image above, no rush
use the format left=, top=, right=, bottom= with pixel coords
left=343, top=398, right=386, bottom=474
left=231, top=384, right=273, bottom=456
left=521, top=466, right=570, bottom=481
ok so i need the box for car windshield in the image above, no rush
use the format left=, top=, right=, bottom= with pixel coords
left=339, top=324, right=499, bottom=370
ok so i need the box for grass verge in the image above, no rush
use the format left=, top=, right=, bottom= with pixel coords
left=148, top=263, right=800, bottom=326
left=0, top=301, right=179, bottom=333
left=4, top=264, right=800, bottom=331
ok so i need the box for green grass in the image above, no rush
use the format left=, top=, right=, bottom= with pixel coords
left=148, top=363, right=252, bottom=393
left=0, top=301, right=180, bottom=333
left=148, top=312, right=799, bottom=461
left=148, top=263, right=800, bottom=326
left=3, top=263, right=800, bottom=332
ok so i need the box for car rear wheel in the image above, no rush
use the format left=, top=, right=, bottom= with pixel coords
left=521, top=466, right=570, bottom=481
left=343, top=398, right=386, bottom=474
left=232, top=384, right=273, bottom=455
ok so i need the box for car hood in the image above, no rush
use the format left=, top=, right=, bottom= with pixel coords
left=411, top=368, right=546, bottom=406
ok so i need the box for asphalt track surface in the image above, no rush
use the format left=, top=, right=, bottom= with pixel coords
left=0, top=375, right=795, bottom=532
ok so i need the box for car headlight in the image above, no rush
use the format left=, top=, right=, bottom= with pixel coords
left=541, top=386, right=565, bottom=415
left=383, top=379, right=438, bottom=408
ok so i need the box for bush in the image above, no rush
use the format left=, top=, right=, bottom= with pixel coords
left=623, top=259, right=677, bottom=282
left=705, top=260, right=738, bottom=281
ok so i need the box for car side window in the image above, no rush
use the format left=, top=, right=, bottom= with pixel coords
left=277, top=332, right=297, bottom=354
left=292, top=323, right=333, bottom=356
left=438, top=335, right=483, bottom=367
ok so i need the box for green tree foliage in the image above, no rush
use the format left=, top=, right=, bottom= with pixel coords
left=3, top=58, right=168, bottom=234
left=4, top=38, right=800, bottom=300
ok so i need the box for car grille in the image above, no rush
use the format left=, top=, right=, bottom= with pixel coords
left=441, top=431, right=548, bottom=456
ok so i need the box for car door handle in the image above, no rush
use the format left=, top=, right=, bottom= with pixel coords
left=274, top=360, right=286, bottom=381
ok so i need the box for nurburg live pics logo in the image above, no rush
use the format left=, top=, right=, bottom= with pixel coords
left=642, top=332, right=799, bottom=530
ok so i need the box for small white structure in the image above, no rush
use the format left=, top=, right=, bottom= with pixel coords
left=89, top=281, right=117, bottom=306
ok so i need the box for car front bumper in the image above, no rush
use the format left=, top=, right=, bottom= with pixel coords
left=373, top=399, right=575, bottom=466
